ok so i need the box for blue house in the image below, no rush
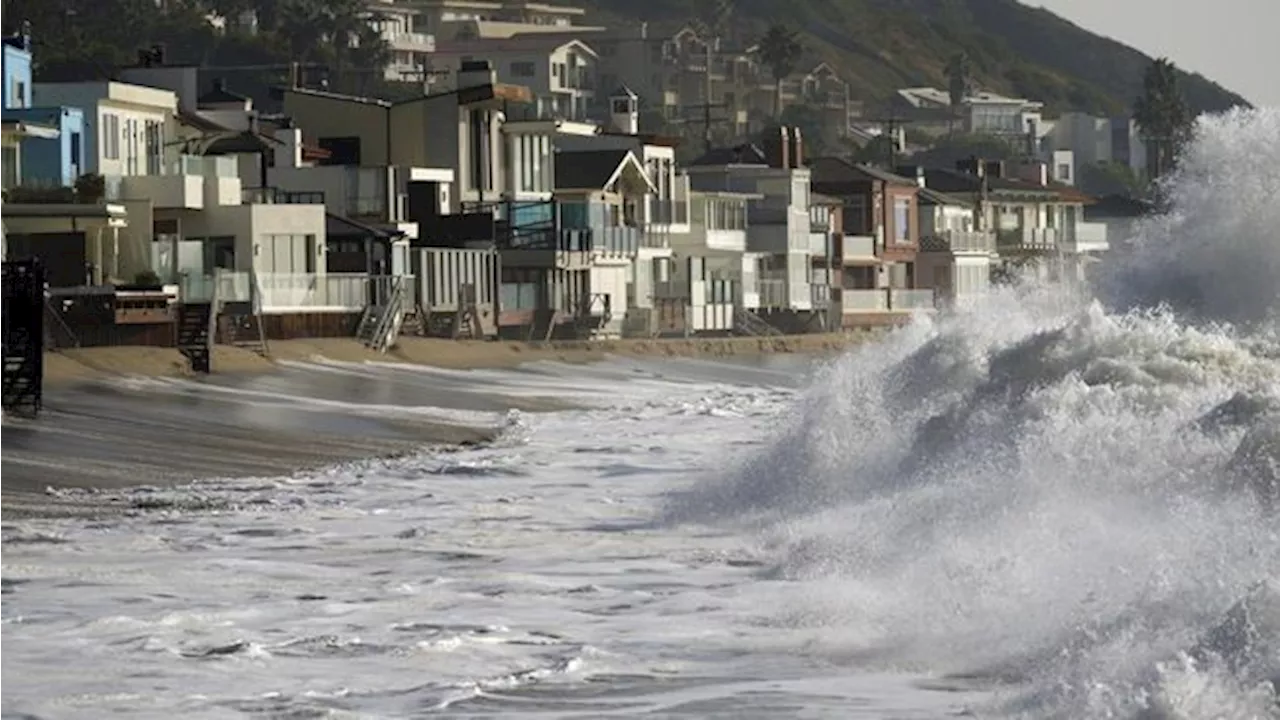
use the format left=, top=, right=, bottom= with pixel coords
left=1, top=28, right=85, bottom=187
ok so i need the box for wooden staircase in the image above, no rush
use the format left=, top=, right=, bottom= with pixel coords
left=355, top=276, right=407, bottom=352
left=2, top=259, right=46, bottom=417
left=734, top=307, right=784, bottom=337
left=451, top=284, right=483, bottom=339
left=176, top=302, right=215, bottom=373
left=219, top=305, right=269, bottom=357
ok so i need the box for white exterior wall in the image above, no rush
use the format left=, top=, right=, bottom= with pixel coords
left=413, top=247, right=498, bottom=311
left=589, top=262, right=628, bottom=337
left=33, top=82, right=177, bottom=182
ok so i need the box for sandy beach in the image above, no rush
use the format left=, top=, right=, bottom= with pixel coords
left=3, top=333, right=858, bottom=518
left=40, top=332, right=876, bottom=386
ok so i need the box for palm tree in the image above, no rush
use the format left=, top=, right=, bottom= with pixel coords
left=757, top=24, right=803, bottom=119
left=945, top=52, right=971, bottom=135
left=1134, top=57, right=1194, bottom=179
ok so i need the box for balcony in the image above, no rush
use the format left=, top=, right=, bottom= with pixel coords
left=384, top=31, right=434, bottom=52
left=809, top=231, right=832, bottom=257
left=940, top=230, right=996, bottom=254
left=997, top=227, right=1059, bottom=253
left=119, top=155, right=227, bottom=210
left=841, top=234, right=877, bottom=263
left=1061, top=222, right=1109, bottom=254
left=242, top=187, right=326, bottom=205
left=890, top=288, right=936, bottom=311
left=758, top=277, right=787, bottom=309
left=842, top=288, right=888, bottom=311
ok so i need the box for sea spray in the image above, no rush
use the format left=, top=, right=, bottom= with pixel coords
left=669, top=108, right=1280, bottom=718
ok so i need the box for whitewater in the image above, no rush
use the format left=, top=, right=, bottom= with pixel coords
left=4, top=108, right=1280, bottom=719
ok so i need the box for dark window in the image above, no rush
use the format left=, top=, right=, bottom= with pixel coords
left=70, top=131, right=82, bottom=166
left=318, top=136, right=362, bottom=166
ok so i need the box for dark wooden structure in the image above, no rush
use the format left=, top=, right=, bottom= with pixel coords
left=2, top=259, right=46, bottom=416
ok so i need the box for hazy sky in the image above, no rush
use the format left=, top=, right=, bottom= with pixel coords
left=1031, top=0, right=1279, bottom=107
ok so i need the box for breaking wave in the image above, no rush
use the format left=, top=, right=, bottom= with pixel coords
left=668, top=107, right=1280, bottom=718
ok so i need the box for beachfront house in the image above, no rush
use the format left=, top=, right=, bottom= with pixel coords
left=426, top=35, right=600, bottom=121
left=554, top=86, right=687, bottom=337
left=683, top=128, right=831, bottom=333
left=809, top=156, right=934, bottom=327
left=912, top=179, right=996, bottom=307
left=915, top=158, right=1108, bottom=284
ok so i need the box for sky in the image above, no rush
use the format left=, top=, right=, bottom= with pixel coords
left=1032, top=0, right=1279, bottom=107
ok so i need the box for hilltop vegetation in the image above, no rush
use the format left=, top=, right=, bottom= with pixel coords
left=581, top=0, right=1250, bottom=117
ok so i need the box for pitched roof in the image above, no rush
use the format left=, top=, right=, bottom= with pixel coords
left=917, top=186, right=972, bottom=207
left=809, top=156, right=917, bottom=186
left=555, top=149, right=655, bottom=192
left=325, top=213, right=403, bottom=240
left=690, top=143, right=769, bottom=167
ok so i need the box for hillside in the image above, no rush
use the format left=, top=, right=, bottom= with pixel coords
left=580, top=0, right=1250, bottom=118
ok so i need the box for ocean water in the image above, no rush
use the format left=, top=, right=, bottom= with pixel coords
left=4, top=108, right=1280, bottom=719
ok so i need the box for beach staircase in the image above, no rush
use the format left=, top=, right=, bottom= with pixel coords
left=734, top=308, right=783, bottom=337
left=2, top=259, right=46, bottom=417
left=452, top=284, right=484, bottom=339
left=219, top=307, right=269, bottom=357
left=355, top=276, right=406, bottom=353
left=176, top=302, right=216, bottom=374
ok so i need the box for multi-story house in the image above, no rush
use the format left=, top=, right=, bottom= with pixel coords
left=685, top=127, right=822, bottom=331
left=427, top=35, right=598, bottom=121
left=365, top=0, right=438, bottom=82
left=2, top=31, right=86, bottom=190
left=909, top=173, right=996, bottom=306
left=417, top=0, right=602, bottom=41
left=1041, top=112, right=1148, bottom=183
left=592, top=24, right=858, bottom=144
left=555, top=86, right=686, bottom=335
left=913, top=158, right=1109, bottom=283
left=32, top=81, right=177, bottom=190
left=809, top=156, right=933, bottom=326
left=894, top=86, right=1044, bottom=140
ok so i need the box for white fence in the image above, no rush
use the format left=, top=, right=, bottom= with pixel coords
left=179, top=272, right=412, bottom=313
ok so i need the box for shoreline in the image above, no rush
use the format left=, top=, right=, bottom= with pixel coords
left=42, top=331, right=878, bottom=386
left=5, top=333, right=872, bottom=518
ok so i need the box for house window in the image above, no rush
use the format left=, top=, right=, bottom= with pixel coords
left=305, top=234, right=317, bottom=274
left=894, top=197, right=910, bottom=242
left=14, top=80, right=26, bottom=108
left=145, top=120, right=163, bottom=175
left=101, top=113, right=120, bottom=160
left=1057, top=163, right=1071, bottom=181
left=318, top=136, right=361, bottom=165
left=70, top=131, right=82, bottom=169
left=1, top=146, right=17, bottom=189
left=610, top=98, right=631, bottom=114
left=510, top=61, right=536, bottom=77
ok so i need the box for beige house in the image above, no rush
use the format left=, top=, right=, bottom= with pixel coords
left=427, top=36, right=599, bottom=121
left=418, top=0, right=602, bottom=41
left=592, top=25, right=860, bottom=143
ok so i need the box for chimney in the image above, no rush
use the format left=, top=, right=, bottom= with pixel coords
left=20, top=20, right=31, bottom=51
left=956, top=156, right=983, bottom=178
left=1026, top=118, right=1038, bottom=157
left=787, top=126, right=804, bottom=168
left=763, top=126, right=789, bottom=169
left=984, top=159, right=1004, bottom=179
left=457, top=60, right=497, bottom=90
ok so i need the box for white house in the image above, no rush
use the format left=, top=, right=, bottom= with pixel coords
left=685, top=128, right=816, bottom=317
left=428, top=36, right=599, bottom=121
left=896, top=86, right=1044, bottom=138
left=365, top=0, right=438, bottom=81
left=32, top=80, right=177, bottom=192
left=915, top=186, right=995, bottom=306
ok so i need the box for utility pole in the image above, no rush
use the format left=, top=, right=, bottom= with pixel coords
left=678, top=39, right=729, bottom=153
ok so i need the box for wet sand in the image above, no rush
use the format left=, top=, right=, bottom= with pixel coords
left=5, top=333, right=859, bottom=518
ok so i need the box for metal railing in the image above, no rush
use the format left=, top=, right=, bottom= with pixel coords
left=242, top=186, right=326, bottom=205
left=842, top=288, right=889, bottom=311
left=758, top=277, right=787, bottom=309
